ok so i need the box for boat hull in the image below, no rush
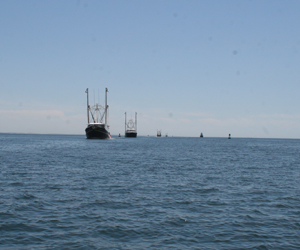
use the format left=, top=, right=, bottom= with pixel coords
left=125, top=132, right=137, bottom=138
left=85, top=126, right=110, bottom=139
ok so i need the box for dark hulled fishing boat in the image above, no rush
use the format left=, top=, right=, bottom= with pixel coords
left=125, top=112, right=137, bottom=138
left=85, top=123, right=110, bottom=139
left=85, top=88, right=110, bottom=139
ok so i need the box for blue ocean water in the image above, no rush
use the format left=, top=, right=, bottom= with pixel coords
left=0, top=133, right=300, bottom=249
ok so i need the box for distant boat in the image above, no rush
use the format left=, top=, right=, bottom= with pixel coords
left=200, top=132, right=203, bottom=137
left=85, top=88, right=110, bottom=139
left=165, top=133, right=168, bottom=137
left=125, top=112, right=137, bottom=138
left=157, top=130, right=161, bottom=137
left=228, top=134, right=231, bottom=139
left=119, top=133, right=121, bottom=137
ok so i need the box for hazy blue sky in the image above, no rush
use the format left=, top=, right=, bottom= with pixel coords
left=1, top=0, right=300, bottom=138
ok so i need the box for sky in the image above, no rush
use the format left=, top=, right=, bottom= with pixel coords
left=1, top=0, right=300, bottom=138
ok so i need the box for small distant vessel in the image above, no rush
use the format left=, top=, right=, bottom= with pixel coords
left=157, top=130, right=161, bottom=137
left=118, top=133, right=121, bottom=137
left=228, top=134, right=231, bottom=139
left=85, top=88, right=110, bottom=139
left=165, top=133, right=168, bottom=137
left=200, top=132, right=203, bottom=137
left=125, top=112, right=137, bottom=138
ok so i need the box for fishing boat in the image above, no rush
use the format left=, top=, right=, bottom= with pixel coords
left=200, top=132, right=203, bottom=137
left=157, top=130, right=161, bottom=137
left=125, top=112, right=137, bottom=138
left=228, top=134, right=231, bottom=139
left=85, top=88, right=110, bottom=139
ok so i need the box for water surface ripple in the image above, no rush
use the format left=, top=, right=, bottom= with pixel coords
left=1, top=134, right=300, bottom=249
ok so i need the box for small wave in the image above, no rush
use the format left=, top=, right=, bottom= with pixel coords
left=206, top=199, right=228, bottom=206
left=0, top=211, right=14, bottom=219
left=247, top=244, right=271, bottom=250
left=9, top=182, right=24, bottom=186
left=272, top=203, right=291, bottom=209
left=45, top=184, right=62, bottom=190
left=196, top=187, right=220, bottom=193
left=0, top=222, right=46, bottom=233
left=15, top=193, right=36, bottom=200
left=253, top=209, right=266, bottom=215
left=281, top=196, right=300, bottom=202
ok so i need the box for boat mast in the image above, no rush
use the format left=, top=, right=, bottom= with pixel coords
left=135, top=112, right=137, bottom=132
left=86, top=88, right=89, bottom=124
left=125, top=112, right=127, bottom=132
left=105, top=88, right=108, bottom=128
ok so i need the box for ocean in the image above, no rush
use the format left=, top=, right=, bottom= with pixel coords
left=1, top=133, right=300, bottom=249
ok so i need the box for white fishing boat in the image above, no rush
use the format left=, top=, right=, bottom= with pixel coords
left=125, top=112, right=137, bottom=138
